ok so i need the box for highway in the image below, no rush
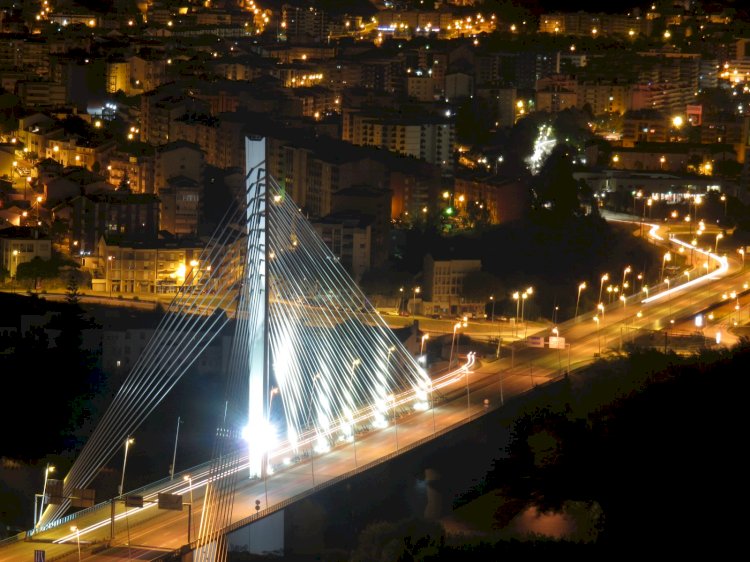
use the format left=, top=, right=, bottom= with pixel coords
left=1, top=219, right=747, bottom=561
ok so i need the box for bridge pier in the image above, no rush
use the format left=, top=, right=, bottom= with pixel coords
left=227, top=509, right=285, bottom=556
left=423, top=468, right=447, bottom=520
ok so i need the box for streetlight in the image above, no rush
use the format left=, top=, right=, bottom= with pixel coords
left=411, top=286, right=420, bottom=315
left=11, top=249, right=18, bottom=293
left=522, top=288, right=533, bottom=339
left=660, top=252, right=671, bottom=282
left=622, top=266, right=631, bottom=296
left=598, top=274, right=609, bottom=304
left=739, top=247, right=745, bottom=267
left=489, top=295, right=495, bottom=323
left=512, top=291, right=520, bottom=335
left=420, top=333, right=429, bottom=355
left=183, top=474, right=195, bottom=542
left=70, top=525, right=81, bottom=562
left=715, top=232, right=723, bottom=254
left=449, top=321, right=465, bottom=368
left=597, top=302, right=605, bottom=318
left=107, top=255, right=115, bottom=297
left=721, top=194, right=727, bottom=217
left=575, top=282, right=586, bottom=318
left=36, top=463, right=55, bottom=527
left=119, top=436, right=134, bottom=496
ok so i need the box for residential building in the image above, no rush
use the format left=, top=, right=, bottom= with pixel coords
left=94, top=236, right=205, bottom=295
left=154, top=141, right=205, bottom=192
left=453, top=173, right=530, bottom=224
left=52, top=189, right=160, bottom=257
left=312, top=212, right=372, bottom=282
left=342, top=109, right=455, bottom=170
left=159, top=176, right=201, bottom=236
left=0, top=226, right=52, bottom=277
left=16, top=81, right=67, bottom=107
left=331, top=185, right=391, bottom=269
left=422, top=254, right=482, bottom=318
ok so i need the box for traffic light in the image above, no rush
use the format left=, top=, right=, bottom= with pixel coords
left=255, top=500, right=261, bottom=511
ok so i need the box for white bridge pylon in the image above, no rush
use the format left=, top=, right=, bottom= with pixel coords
left=238, top=135, right=432, bottom=477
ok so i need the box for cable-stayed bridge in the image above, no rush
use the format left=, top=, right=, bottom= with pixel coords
left=9, top=137, right=440, bottom=561
left=0, top=139, right=745, bottom=561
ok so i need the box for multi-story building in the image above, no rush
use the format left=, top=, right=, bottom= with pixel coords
left=342, top=109, right=455, bottom=170
left=16, top=81, right=67, bottom=107
left=105, top=59, right=129, bottom=95
left=312, top=212, right=372, bottom=282
left=129, top=53, right=168, bottom=94
left=331, top=185, right=391, bottom=269
left=159, top=176, right=201, bottom=236
left=629, top=81, right=693, bottom=116
left=453, top=173, right=530, bottom=224
left=154, top=141, right=205, bottom=193
left=475, top=84, right=517, bottom=128
left=266, top=135, right=388, bottom=218
left=535, top=74, right=578, bottom=113
left=15, top=113, right=63, bottom=159
left=107, top=144, right=157, bottom=194
left=43, top=136, right=117, bottom=172
left=0, top=36, right=50, bottom=78
left=94, top=236, right=205, bottom=295
left=140, top=88, right=209, bottom=146
left=407, top=73, right=436, bottom=102
left=422, top=254, right=482, bottom=318
left=171, top=112, right=247, bottom=170
left=577, top=80, right=629, bottom=115
left=622, top=109, right=668, bottom=146
left=538, top=12, right=651, bottom=37
left=0, top=226, right=52, bottom=277
left=53, top=189, right=160, bottom=257
left=281, top=3, right=330, bottom=44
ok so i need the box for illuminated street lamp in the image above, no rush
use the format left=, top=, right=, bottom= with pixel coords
left=35, top=463, right=55, bottom=527
left=11, top=249, right=18, bottom=293
left=598, top=273, right=609, bottom=304
left=411, top=286, right=421, bottom=315
left=512, top=291, right=520, bottom=335
left=660, top=252, right=671, bottom=282
left=738, top=247, right=745, bottom=267
left=183, top=474, right=195, bottom=542
left=721, top=194, right=728, bottom=217
left=70, top=525, right=81, bottom=562
left=489, top=295, right=495, bottom=323
left=107, top=255, right=115, bottom=297
left=420, top=333, right=429, bottom=355
left=448, top=321, right=468, bottom=369
left=449, top=322, right=462, bottom=368
left=715, top=232, right=723, bottom=254
left=118, top=436, right=134, bottom=496
left=622, top=266, right=631, bottom=296
left=575, top=282, right=586, bottom=318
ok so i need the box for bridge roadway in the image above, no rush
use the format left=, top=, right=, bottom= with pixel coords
left=2, top=226, right=748, bottom=561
